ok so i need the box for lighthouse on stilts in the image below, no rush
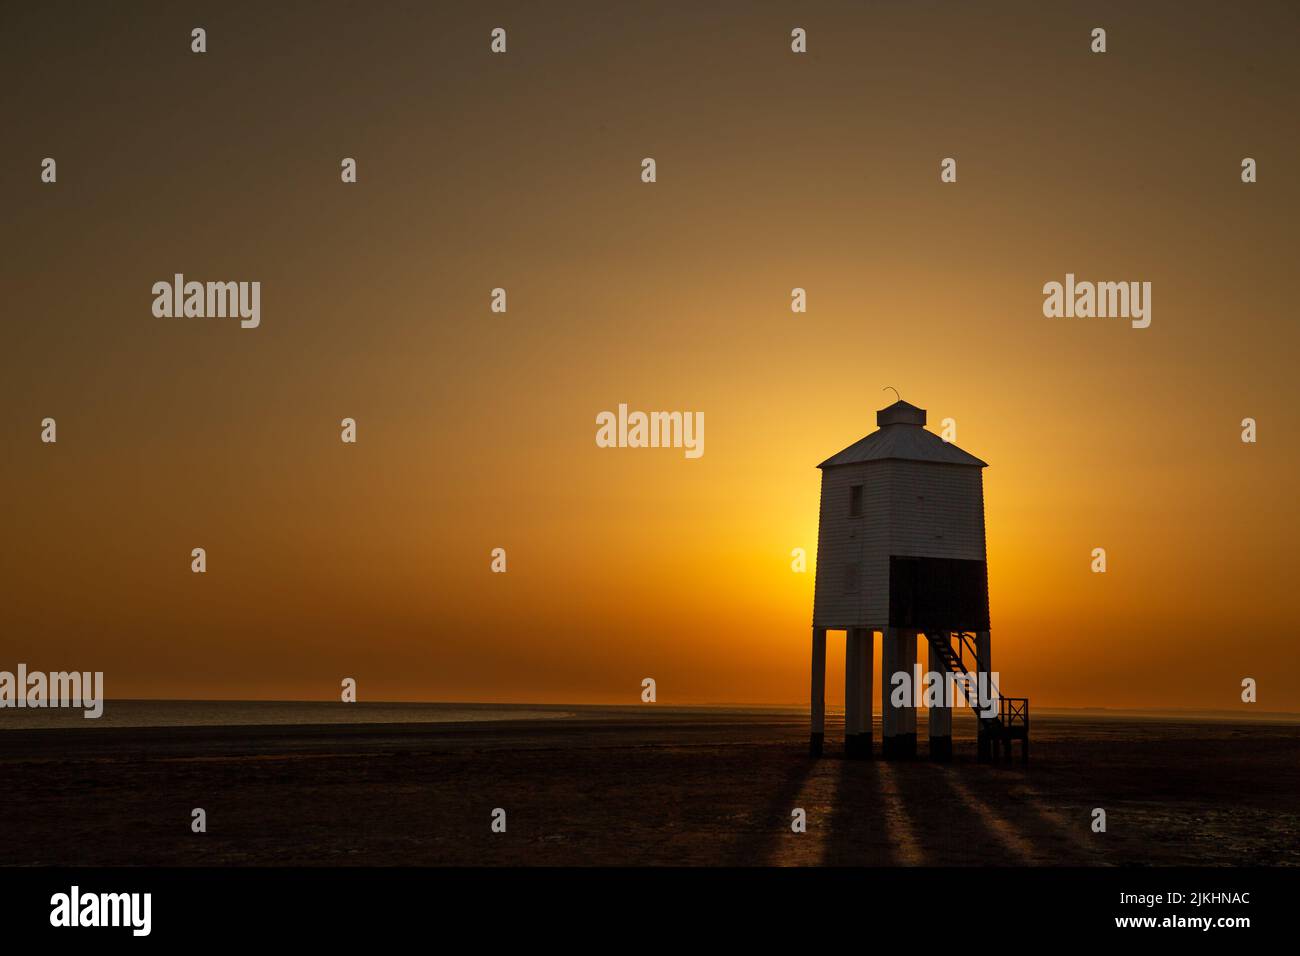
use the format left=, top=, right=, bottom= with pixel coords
left=808, top=397, right=1028, bottom=762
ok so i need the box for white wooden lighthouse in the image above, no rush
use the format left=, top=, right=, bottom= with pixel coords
left=808, top=398, right=1028, bottom=762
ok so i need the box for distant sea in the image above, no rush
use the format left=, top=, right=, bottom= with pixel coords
left=0, top=700, right=1291, bottom=731
left=0, top=699, right=581, bottom=730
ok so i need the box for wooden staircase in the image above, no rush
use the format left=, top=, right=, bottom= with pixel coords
left=929, top=631, right=1029, bottom=763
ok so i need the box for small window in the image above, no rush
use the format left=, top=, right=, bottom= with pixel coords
left=843, top=563, right=859, bottom=593
left=849, top=484, right=863, bottom=517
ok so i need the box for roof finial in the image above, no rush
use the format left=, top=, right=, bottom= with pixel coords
left=882, top=385, right=901, bottom=403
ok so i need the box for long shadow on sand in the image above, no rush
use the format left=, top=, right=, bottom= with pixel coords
left=722, top=751, right=820, bottom=866
left=821, top=755, right=891, bottom=865
left=892, top=758, right=1030, bottom=865
left=822, top=752, right=1025, bottom=866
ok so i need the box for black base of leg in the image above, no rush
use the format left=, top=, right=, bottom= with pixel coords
left=882, top=734, right=917, bottom=759
left=929, top=736, right=953, bottom=761
left=809, top=732, right=824, bottom=757
left=845, top=733, right=873, bottom=758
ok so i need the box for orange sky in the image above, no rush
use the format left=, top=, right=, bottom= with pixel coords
left=3, top=2, right=1298, bottom=711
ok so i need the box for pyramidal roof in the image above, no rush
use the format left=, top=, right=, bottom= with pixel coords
left=817, top=400, right=987, bottom=469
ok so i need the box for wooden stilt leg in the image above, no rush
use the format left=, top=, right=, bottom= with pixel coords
left=810, top=627, right=826, bottom=757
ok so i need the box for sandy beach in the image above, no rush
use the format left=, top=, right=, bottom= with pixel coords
left=2, top=709, right=1295, bottom=867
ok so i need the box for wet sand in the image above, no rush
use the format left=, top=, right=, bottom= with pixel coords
left=1, top=712, right=1296, bottom=866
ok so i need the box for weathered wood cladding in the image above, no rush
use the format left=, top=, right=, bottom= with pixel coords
left=813, top=459, right=986, bottom=629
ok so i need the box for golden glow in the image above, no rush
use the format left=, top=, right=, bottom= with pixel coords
left=3, top=4, right=1297, bottom=711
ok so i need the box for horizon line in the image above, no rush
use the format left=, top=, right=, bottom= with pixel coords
left=42, top=697, right=1300, bottom=720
